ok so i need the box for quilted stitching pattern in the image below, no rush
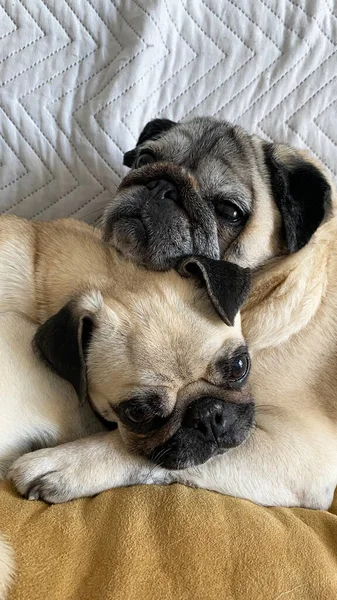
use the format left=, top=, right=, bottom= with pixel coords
left=0, top=0, right=336, bottom=222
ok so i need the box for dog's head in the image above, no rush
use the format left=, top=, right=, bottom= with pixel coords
left=33, top=256, right=254, bottom=469
left=103, top=117, right=332, bottom=270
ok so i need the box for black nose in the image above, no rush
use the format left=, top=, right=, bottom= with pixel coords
left=183, top=397, right=250, bottom=445
left=146, top=179, right=178, bottom=201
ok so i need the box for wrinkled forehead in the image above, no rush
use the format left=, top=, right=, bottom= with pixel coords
left=129, top=305, right=244, bottom=384
left=144, top=119, right=253, bottom=167
left=145, top=118, right=256, bottom=191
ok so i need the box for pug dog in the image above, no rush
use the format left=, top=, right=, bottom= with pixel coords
left=10, top=117, right=337, bottom=512
left=102, top=117, right=337, bottom=510
left=103, top=117, right=330, bottom=272
left=3, top=216, right=253, bottom=509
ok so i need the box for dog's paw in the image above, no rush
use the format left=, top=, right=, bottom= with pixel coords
left=8, top=448, right=79, bottom=504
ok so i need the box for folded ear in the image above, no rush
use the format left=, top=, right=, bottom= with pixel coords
left=264, top=143, right=332, bottom=252
left=123, top=118, right=176, bottom=168
left=177, top=256, right=251, bottom=326
left=33, top=293, right=102, bottom=402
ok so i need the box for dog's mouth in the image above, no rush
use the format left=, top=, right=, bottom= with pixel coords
left=110, top=394, right=255, bottom=471
left=149, top=401, right=255, bottom=470
left=103, top=163, right=220, bottom=270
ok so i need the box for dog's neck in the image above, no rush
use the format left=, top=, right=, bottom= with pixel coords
left=241, top=217, right=337, bottom=352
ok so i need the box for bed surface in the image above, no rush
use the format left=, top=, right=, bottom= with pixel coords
left=2, top=481, right=337, bottom=600
left=0, top=0, right=336, bottom=221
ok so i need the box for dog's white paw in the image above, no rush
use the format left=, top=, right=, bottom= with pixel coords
left=8, top=448, right=81, bottom=504
left=8, top=432, right=171, bottom=504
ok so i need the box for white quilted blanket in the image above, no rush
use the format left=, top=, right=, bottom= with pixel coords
left=0, top=0, right=336, bottom=222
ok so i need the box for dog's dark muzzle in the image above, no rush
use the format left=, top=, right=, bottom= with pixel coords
left=145, top=178, right=179, bottom=201
left=150, top=399, right=255, bottom=470
left=103, top=163, right=220, bottom=270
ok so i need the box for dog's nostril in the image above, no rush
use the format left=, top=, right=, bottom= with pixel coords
left=215, top=413, right=222, bottom=425
left=145, top=179, right=178, bottom=202
left=163, top=188, right=177, bottom=201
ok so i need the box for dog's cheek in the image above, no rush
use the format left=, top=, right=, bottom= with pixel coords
left=111, top=218, right=148, bottom=263
left=223, top=211, right=284, bottom=269
left=146, top=226, right=194, bottom=270
left=103, top=189, right=150, bottom=261
left=217, top=224, right=243, bottom=257
left=118, top=417, right=180, bottom=459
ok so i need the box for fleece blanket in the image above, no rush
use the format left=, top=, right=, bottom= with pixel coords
left=1, top=481, right=337, bottom=599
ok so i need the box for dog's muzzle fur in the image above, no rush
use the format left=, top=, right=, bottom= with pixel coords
left=150, top=399, right=255, bottom=469
left=103, top=163, right=220, bottom=270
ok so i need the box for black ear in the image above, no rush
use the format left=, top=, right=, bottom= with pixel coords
left=136, top=118, right=176, bottom=145
left=33, top=301, right=94, bottom=402
left=123, top=118, right=176, bottom=168
left=123, top=149, right=138, bottom=168
left=177, top=256, right=251, bottom=326
left=264, top=144, right=332, bottom=252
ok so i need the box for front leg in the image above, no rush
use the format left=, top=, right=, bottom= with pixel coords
left=10, top=422, right=336, bottom=509
left=178, top=427, right=337, bottom=509
left=9, top=431, right=171, bottom=503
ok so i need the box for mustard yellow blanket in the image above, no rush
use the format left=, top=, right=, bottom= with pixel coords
left=1, top=481, right=337, bottom=599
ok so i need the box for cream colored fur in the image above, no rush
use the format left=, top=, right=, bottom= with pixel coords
left=0, top=215, right=243, bottom=476
left=8, top=188, right=337, bottom=513
left=0, top=215, right=246, bottom=593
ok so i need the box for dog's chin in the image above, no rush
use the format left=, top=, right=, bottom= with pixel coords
left=106, top=216, right=152, bottom=266
left=149, top=420, right=253, bottom=471
left=105, top=222, right=192, bottom=271
left=150, top=438, right=224, bottom=470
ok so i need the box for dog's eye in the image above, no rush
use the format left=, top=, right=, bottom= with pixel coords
left=217, top=201, right=243, bottom=223
left=119, top=396, right=168, bottom=433
left=229, top=354, right=250, bottom=384
left=135, top=152, right=156, bottom=168
left=122, top=400, right=153, bottom=425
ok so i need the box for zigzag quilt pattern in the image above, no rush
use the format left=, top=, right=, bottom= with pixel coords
left=0, top=0, right=336, bottom=221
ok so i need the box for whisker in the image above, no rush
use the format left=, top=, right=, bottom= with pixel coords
left=139, top=447, right=171, bottom=485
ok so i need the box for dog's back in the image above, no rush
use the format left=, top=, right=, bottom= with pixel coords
left=0, top=216, right=108, bottom=478
left=0, top=217, right=111, bottom=595
left=0, top=216, right=103, bottom=320
left=0, top=312, right=93, bottom=478
left=0, top=216, right=36, bottom=320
